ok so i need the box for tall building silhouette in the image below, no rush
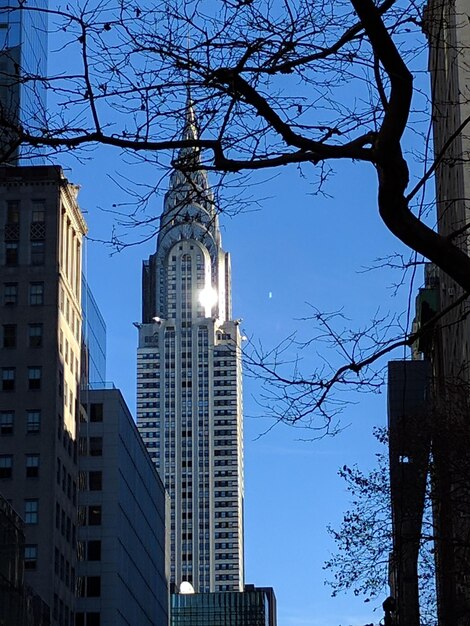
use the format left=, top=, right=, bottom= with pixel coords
left=421, top=3, right=470, bottom=624
left=0, top=0, right=48, bottom=164
left=0, top=165, right=87, bottom=624
left=137, top=102, right=244, bottom=593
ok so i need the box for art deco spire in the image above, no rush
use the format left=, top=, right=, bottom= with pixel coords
left=159, top=97, right=218, bottom=244
left=180, top=95, right=199, bottom=149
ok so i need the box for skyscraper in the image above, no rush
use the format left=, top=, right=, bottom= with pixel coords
left=422, top=3, right=470, bottom=623
left=137, top=102, right=244, bottom=593
left=0, top=165, right=87, bottom=624
left=0, top=0, right=48, bottom=164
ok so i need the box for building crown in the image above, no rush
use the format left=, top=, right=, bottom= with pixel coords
left=158, top=97, right=219, bottom=245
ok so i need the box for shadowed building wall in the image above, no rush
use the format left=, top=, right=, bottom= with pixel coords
left=424, top=2, right=470, bottom=623
left=0, top=165, right=86, bottom=624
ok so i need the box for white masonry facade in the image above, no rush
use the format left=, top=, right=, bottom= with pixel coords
left=136, top=104, right=244, bottom=593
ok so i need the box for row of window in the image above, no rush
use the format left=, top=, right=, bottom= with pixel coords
left=78, top=539, right=102, bottom=561
left=78, top=504, right=102, bottom=526
left=3, top=281, right=44, bottom=305
left=55, top=502, right=77, bottom=546
left=2, top=366, right=42, bottom=391
left=75, top=612, right=100, bottom=626
left=3, top=241, right=46, bottom=266
left=52, top=593, right=74, bottom=626
left=57, top=458, right=77, bottom=504
left=58, top=421, right=78, bottom=463
left=82, top=403, right=104, bottom=422
left=0, top=410, right=40, bottom=434
left=4, top=200, right=46, bottom=226
left=0, top=454, right=40, bottom=478
left=3, top=323, right=43, bottom=349
left=54, top=547, right=76, bottom=591
left=79, top=435, right=103, bottom=457
left=77, top=575, right=101, bottom=597
left=79, top=470, right=102, bottom=492
left=59, top=329, right=79, bottom=376
left=59, top=285, right=80, bottom=341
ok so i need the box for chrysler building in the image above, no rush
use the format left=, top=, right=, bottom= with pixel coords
left=136, top=102, right=244, bottom=593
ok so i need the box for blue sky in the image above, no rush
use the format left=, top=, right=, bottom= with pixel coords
left=61, top=151, right=414, bottom=626
left=43, top=3, right=432, bottom=622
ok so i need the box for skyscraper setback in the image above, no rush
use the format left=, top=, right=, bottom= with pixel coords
left=137, top=102, right=244, bottom=593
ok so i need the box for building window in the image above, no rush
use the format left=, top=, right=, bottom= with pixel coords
left=28, top=324, right=43, bottom=347
left=26, top=454, right=40, bottom=478
left=0, top=455, right=13, bottom=478
left=0, top=411, right=13, bottom=435
left=28, top=367, right=42, bottom=390
left=79, top=506, right=101, bottom=527
left=89, top=437, right=103, bottom=456
left=76, top=612, right=101, bottom=626
left=88, top=471, right=102, bottom=491
left=5, top=242, right=18, bottom=265
left=30, top=241, right=45, bottom=265
left=29, top=282, right=44, bottom=305
left=25, top=499, right=39, bottom=524
left=26, top=410, right=41, bottom=433
left=88, top=506, right=102, bottom=526
left=24, top=545, right=38, bottom=570
left=84, top=576, right=101, bottom=598
left=89, top=403, right=103, bottom=422
left=2, top=367, right=15, bottom=391
left=7, top=200, right=20, bottom=224
left=4, top=283, right=18, bottom=305
left=32, top=204, right=45, bottom=223
left=2, top=324, right=16, bottom=347
left=87, top=540, right=101, bottom=561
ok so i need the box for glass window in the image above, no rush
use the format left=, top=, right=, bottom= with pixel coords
left=28, top=367, right=41, bottom=390
left=88, top=506, right=102, bottom=526
left=89, top=437, right=103, bottom=456
left=25, top=499, right=39, bottom=524
left=88, top=471, right=102, bottom=491
left=28, top=324, right=43, bottom=347
left=4, top=283, right=18, bottom=305
left=2, top=367, right=15, bottom=391
left=5, top=242, right=18, bottom=265
left=31, top=241, right=45, bottom=265
left=32, top=203, right=45, bottom=223
left=26, top=410, right=41, bottom=433
left=24, top=545, right=38, bottom=570
left=87, top=540, right=101, bottom=561
left=85, top=577, right=101, bottom=597
left=2, top=324, right=16, bottom=347
left=29, top=282, right=44, bottom=305
left=26, top=454, right=40, bottom=478
left=0, top=455, right=13, bottom=478
left=87, top=613, right=101, bottom=626
left=90, top=403, right=103, bottom=422
left=0, top=411, right=13, bottom=435
left=7, top=201, right=19, bottom=224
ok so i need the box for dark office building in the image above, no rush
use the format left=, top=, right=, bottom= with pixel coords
left=0, top=165, right=87, bottom=625
left=171, top=585, right=277, bottom=626
left=0, top=492, right=50, bottom=625
left=387, top=359, right=431, bottom=626
left=77, top=388, right=169, bottom=626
